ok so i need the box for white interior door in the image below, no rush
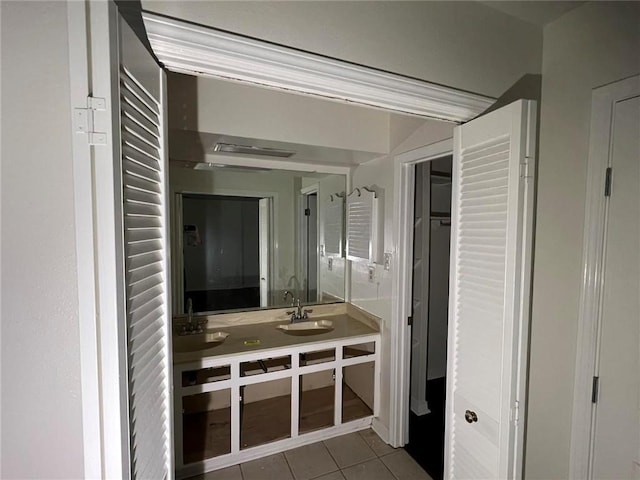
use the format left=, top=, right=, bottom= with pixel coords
left=91, top=4, right=173, bottom=478
left=445, top=100, right=536, bottom=479
left=259, top=197, right=270, bottom=307
left=591, top=94, right=640, bottom=480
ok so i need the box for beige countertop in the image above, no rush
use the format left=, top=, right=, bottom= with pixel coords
left=172, top=308, right=379, bottom=365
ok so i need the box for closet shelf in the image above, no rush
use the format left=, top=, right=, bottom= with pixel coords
left=431, top=170, right=452, bottom=186
left=431, top=178, right=452, bottom=186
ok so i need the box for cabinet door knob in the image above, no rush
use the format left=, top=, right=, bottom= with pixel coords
left=465, top=410, right=478, bottom=423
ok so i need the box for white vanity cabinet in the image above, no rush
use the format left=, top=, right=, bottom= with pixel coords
left=174, top=332, right=380, bottom=478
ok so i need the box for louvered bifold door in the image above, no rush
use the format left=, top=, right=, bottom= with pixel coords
left=346, top=188, right=380, bottom=263
left=119, top=16, right=172, bottom=480
left=444, top=100, right=536, bottom=480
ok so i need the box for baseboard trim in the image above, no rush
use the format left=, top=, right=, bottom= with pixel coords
left=410, top=397, right=431, bottom=416
left=371, top=417, right=391, bottom=445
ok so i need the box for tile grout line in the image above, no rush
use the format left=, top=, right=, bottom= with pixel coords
left=324, top=431, right=384, bottom=479
left=317, top=439, right=345, bottom=480
left=287, top=444, right=341, bottom=480
left=321, top=439, right=341, bottom=470
left=280, top=452, right=297, bottom=480
left=379, top=456, right=402, bottom=480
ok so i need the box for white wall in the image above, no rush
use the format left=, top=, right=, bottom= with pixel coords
left=350, top=119, right=455, bottom=431
left=0, top=1, right=85, bottom=478
left=143, top=0, right=542, bottom=99
left=526, top=3, right=640, bottom=478
left=168, top=73, right=391, bottom=155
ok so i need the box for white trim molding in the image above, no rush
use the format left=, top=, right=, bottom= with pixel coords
left=569, top=74, right=640, bottom=480
left=141, top=12, right=494, bottom=123
left=67, top=1, right=102, bottom=477
left=389, top=139, right=453, bottom=447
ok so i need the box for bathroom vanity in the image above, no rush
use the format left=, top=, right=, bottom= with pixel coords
left=172, top=304, right=381, bottom=478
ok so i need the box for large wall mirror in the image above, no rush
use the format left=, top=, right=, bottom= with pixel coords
left=171, top=164, right=346, bottom=315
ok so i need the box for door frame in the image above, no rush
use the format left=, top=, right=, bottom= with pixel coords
left=409, top=161, right=433, bottom=418
left=389, top=139, right=453, bottom=446
left=68, top=2, right=134, bottom=477
left=299, top=184, right=320, bottom=303
left=258, top=197, right=271, bottom=307
left=172, top=189, right=279, bottom=315
left=569, top=74, right=640, bottom=479
left=69, top=3, right=494, bottom=476
left=67, top=2, right=106, bottom=477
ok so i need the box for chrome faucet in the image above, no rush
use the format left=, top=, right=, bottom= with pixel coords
left=287, top=299, right=313, bottom=323
left=179, top=298, right=205, bottom=335
left=283, top=290, right=295, bottom=306
left=176, top=298, right=209, bottom=335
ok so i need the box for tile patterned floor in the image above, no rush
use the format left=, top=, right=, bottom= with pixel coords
left=189, top=429, right=432, bottom=480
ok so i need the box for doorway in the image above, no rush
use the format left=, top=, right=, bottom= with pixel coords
left=302, top=191, right=319, bottom=303
left=405, top=156, right=452, bottom=480
left=181, top=194, right=270, bottom=312
left=71, top=5, right=502, bottom=477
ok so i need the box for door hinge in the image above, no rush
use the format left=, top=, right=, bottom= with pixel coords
left=520, top=156, right=534, bottom=180
left=604, top=167, right=612, bottom=197
left=304, top=208, right=311, bottom=216
left=592, top=376, right=600, bottom=403
left=512, top=400, right=520, bottom=424
left=407, top=316, right=413, bottom=326
left=74, top=96, right=107, bottom=146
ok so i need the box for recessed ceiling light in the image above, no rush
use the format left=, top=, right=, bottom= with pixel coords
left=212, top=142, right=295, bottom=158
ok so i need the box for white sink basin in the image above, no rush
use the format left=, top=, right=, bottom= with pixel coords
left=174, top=331, right=229, bottom=352
left=277, top=320, right=334, bottom=336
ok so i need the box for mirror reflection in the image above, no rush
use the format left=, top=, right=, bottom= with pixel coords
left=171, top=164, right=346, bottom=314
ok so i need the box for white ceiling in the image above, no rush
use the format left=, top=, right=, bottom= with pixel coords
left=479, top=1, right=584, bottom=27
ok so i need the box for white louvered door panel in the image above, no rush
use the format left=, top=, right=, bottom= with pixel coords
left=346, top=188, right=380, bottom=263
left=325, top=195, right=344, bottom=256
left=119, top=17, right=172, bottom=480
left=445, top=100, right=536, bottom=480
